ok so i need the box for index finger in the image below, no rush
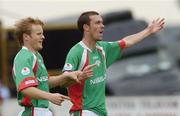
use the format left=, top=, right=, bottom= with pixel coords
left=61, top=95, right=71, bottom=100
left=86, top=64, right=97, bottom=69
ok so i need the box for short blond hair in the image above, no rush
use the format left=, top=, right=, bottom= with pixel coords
left=14, top=17, right=44, bottom=46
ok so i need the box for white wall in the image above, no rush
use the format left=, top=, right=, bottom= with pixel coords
left=1, top=0, right=180, bottom=28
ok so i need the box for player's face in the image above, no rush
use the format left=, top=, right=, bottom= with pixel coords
left=28, top=24, right=45, bottom=52
left=88, top=15, right=104, bottom=41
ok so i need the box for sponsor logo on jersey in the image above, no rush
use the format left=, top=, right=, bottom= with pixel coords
left=90, top=76, right=106, bottom=85
left=37, top=76, right=48, bottom=82
left=25, top=80, right=35, bottom=85
left=21, top=67, right=30, bottom=75
left=64, top=63, right=73, bottom=71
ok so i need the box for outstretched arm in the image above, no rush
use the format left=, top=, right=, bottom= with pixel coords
left=48, top=64, right=96, bottom=88
left=122, top=18, right=165, bottom=48
left=48, top=72, right=79, bottom=88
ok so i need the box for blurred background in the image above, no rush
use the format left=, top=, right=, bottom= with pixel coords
left=0, top=0, right=180, bottom=115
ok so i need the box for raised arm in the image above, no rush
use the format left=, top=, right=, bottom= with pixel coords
left=122, top=18, right=165, bottom=48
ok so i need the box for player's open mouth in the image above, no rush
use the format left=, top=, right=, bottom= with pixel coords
left=99, top=30, right=104, bottom=34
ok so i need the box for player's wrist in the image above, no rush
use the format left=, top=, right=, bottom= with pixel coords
left=146, top=26, right=154, bottom=34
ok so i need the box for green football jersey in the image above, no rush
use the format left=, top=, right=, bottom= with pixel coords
left=12, top=47, right=49, bottom=115
left=63, top=41, right=123, bottom=116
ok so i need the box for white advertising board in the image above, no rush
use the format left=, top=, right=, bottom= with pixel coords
left=107, top=96, right=180, bottom=116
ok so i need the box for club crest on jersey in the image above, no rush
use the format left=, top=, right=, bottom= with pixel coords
left=64, top=63, right=73, bottom=71
left=95, top=60, right=101, bottom=67
left=21, top=67, right=30, bottom=75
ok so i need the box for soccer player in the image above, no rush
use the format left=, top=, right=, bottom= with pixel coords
left=63, top=11, right=165, bottom=116
left=12, top=17, right=95, bottom=116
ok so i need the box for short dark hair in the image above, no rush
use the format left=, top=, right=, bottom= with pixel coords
left=77, top=11, right=99, bottom=33
left=14, top=17, right=44, bottom=46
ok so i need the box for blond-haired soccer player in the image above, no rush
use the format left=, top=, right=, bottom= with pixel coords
left=12, top=17, right=95, bottom=116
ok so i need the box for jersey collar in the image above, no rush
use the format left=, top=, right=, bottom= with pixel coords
left=79, top=41, right=93, bottom=52
left=22, top=46, right=28, bottom=50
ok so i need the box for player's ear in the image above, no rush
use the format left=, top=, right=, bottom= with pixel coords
left=83, top=24, right=89, bottom=32
left=23, top=33, right=30, bottom=41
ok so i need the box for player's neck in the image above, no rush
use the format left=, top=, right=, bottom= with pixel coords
left=23, top=44, right=37, bottom=54
left=82, top=37, right=96, bottom=50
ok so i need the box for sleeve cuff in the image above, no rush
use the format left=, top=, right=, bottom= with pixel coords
left=118, top=39, right=126, bottom=49
left=18, top=77, right=38, bottom=92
